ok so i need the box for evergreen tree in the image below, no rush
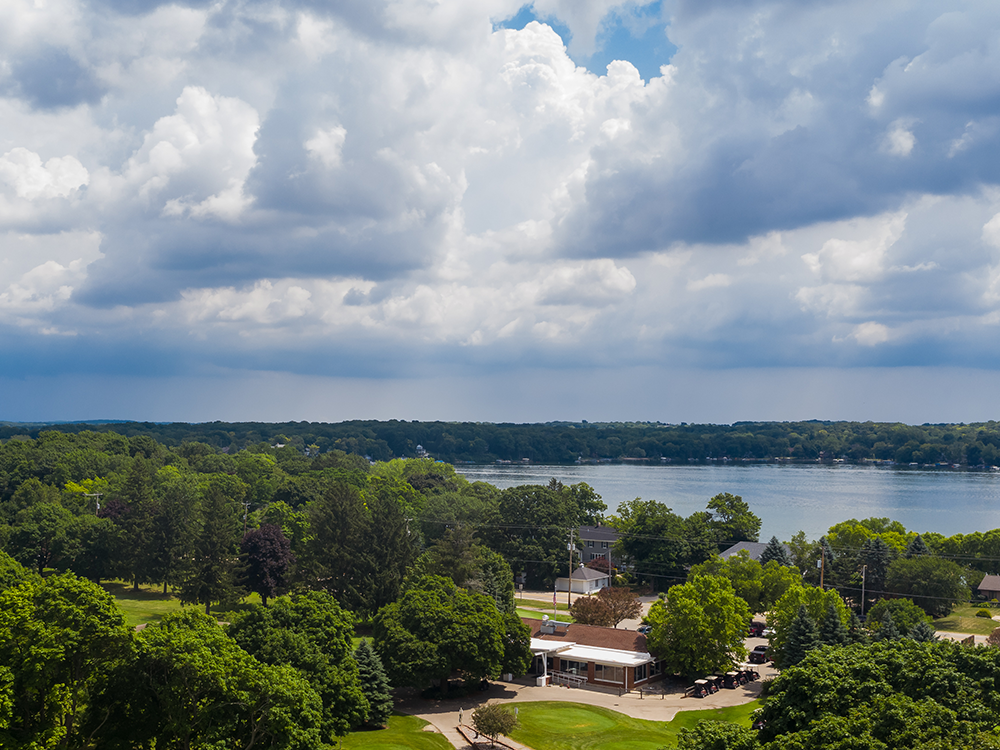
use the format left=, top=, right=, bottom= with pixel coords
left=760, top=536, right=791, bottom=566
left=905, top=534, right=931, bottom=558
left=179, top=479, right=245, bottom=614
left=819, top=599, right=849, bottom=646
left=847, top=610, right=869, bottom=645
left=782, top=605, right=820, bottom=667
left=908, top=620, right=938, bottom=642
left=355, top=639, right=393, bottom=728
left=873, top=610, right=900, bottom=641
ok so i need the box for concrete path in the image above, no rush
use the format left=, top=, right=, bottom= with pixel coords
left=398, top=661, right=775, bottom=750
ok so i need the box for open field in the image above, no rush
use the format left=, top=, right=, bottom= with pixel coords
left=507, top=700, right=757, bottom=750
left=341, top=714, right=453, bottom=750
left=102, top=581, right=261, bottom=627
left=934, top=604, right=1000, bottom=636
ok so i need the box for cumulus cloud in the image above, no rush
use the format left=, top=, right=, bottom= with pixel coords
left=3, top=0, right=1000, bottom=403
left=0, top=148, right=89, bottom=199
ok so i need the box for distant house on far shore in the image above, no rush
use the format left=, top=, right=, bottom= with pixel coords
left=979, top=574, right=1000, bottom=600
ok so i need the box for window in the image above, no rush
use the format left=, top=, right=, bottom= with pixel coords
left=634, top=663, right=648, bottom=682
left=601, top=541, right=609, bottom=549
left=559, top=659, right=587, bottom=676
left=587, top=540, right=594, bottom=548
left=594, top=664, right=624, bottom=683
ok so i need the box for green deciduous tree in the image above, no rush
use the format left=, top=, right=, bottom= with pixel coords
left=479, top=483, right=605, bottom=589
left=610, top=500, right=715, bottom=587
left=689, top=552, right=800, bottom=614
left=758, top=639, right=1000, bottom=748
left=226, top=592, right=366, bottom=739
left=136, top=609, right=324, bottom=750
left=373, top=575, right=517, bottom=696
left=472, top=703, right=518, bottom=746
left=355, top=639, right=393, bottom=728
left=866, top=598, right=931, bottom=637
left=646, top=575, right=751, bottom=678
left=884, top=555, right=968, bottom=617
left=676, top=720, right=760, bottom=750
left=0, top=573, right=134, bottom=748
left=706, top=493, right=761, bottom=546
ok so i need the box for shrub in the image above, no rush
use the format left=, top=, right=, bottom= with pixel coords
left=976, top=608, right=993, bottom=618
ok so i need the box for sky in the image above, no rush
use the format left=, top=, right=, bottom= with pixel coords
left=3, top=0, right=1000, bottom=424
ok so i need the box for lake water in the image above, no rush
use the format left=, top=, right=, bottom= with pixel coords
left=454, top=463, right=1000, bottom=542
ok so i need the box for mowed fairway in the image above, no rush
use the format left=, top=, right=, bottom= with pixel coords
left=508, top=701, right=758, bottom=750
left=341, top=714, right=452, bottom=750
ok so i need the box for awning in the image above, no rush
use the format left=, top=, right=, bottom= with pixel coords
left=530, top=638, right=574, bottom=655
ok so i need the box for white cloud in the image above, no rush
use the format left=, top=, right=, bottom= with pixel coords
left=849, top=321, right=892, bottom=346
left=0, top=148, right=88, bottom=199
left=882, top=120, right=917, bottom=156
left=105, top=86, right=259, bottom=219
left=305, top=125, right=348, bottom=168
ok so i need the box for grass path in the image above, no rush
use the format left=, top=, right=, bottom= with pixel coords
left=507, top=700, right=757, bottom=750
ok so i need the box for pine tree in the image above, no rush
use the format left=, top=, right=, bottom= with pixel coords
left=905, top=534, right=931, bottom=558
left=908, top=620, right=938, bottom=642
left=874, top=610, right=900, bottom=641
left=782, top=605, right=820, bottom=667
left=848, top=610, right=869, bottom=644
left=355, top=639, right=393, bottom=728
left=760, top=536, right=791, bottom=566
left=819, top=599, right=848, bottom=646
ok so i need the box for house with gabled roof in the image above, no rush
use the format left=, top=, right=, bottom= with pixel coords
left=978, top=574, right=1000, bottom=600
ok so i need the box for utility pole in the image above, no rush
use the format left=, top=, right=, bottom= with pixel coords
left=242, top=500, right=251, bottom=535
left=819, top=552, right=825, bottom=589
left=84, top=492, right=102, bottom=513
left=861, top=565, right=867, bottom=617
left=567, top=529, right=574, bottom=609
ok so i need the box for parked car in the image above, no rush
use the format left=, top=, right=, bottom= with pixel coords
left=749, top=645, right=770, bottom=664
left=748, top=621, right=765, bottom=637
left=637, top=624, right=652, bottom=634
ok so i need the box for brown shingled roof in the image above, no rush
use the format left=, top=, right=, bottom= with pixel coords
left=522, top=617, right=650, bottom=653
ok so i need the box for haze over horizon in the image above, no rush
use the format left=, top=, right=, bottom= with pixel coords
left=3, top=1, right=1000, bottom=425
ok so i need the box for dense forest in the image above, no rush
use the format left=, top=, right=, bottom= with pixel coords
left=4, top=419, right=1000, bottom=466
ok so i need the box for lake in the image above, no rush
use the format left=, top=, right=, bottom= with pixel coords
left=454, top=463, right=1000, bottom=542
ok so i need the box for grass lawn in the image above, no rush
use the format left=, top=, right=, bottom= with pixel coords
left=340, top=714, right=452, bottom=750
left=103, top=581, right=262, bottom=628
left=520, top=598, right=573, bottom=612
left=507, top=700, right=758, bottom=750
left=516, top=607, right=575, bottom=623
left=934, top=603, right=1000, bottom=636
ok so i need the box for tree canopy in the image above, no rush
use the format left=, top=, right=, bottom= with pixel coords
left=373, top=575, right=525, bottom=695
left=645, top=574, right=751, bottom=678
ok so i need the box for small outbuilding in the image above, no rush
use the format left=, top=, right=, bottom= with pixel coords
left=554, top=566, right=610, bottom=594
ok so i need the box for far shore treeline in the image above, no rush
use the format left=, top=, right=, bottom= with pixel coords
left=4, top=419, right=1000, bottom=466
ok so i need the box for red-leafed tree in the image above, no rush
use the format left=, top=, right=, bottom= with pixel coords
left=242, top=523, right=293, bottom=606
